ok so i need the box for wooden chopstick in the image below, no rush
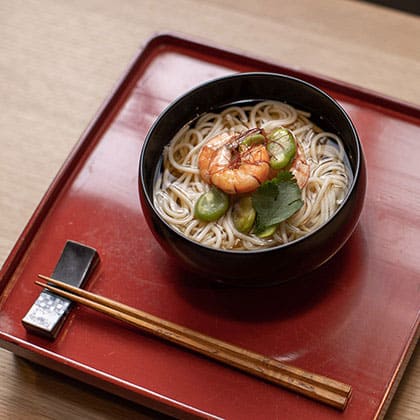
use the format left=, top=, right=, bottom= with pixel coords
left=36, top=274, right=351, bottom=410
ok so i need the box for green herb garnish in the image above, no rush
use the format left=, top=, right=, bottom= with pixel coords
left=252, top=172, right=303, bottom=235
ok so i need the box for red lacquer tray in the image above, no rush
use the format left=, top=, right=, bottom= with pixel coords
left=0, top=34, right=419, bottom=419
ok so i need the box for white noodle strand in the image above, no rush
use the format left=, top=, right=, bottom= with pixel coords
left=153, top=101, right=350, bottom=250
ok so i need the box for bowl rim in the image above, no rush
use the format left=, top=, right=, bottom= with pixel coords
left=139, top=71, right=363, bottom=255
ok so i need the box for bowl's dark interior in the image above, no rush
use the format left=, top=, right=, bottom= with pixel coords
left=139, top=73, right=365, bottom=285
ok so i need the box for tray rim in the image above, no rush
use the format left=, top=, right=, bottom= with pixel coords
left=152, top=32, right=420, bottom=119
left=0, top=333, right=220, bottom=419
left=1, top=32, right=419, bottom=418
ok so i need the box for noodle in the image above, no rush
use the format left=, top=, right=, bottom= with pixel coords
left=153, top=101, right=350, bottom=250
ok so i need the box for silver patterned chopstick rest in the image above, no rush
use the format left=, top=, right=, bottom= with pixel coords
left=22, top=240, right=99, bottom=339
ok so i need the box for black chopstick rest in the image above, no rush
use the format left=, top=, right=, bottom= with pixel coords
left=22, top=240, right=99, bottom=339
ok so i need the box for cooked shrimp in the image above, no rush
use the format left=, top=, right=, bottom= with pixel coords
left=290, top=142, right=310, bottom=189
left=198, top=132, right=270, bottom=194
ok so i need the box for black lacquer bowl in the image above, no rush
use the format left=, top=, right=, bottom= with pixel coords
left=139, top=73, right=366, bottom=286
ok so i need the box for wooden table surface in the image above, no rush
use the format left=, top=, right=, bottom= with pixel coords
left=0, top=1, right=419, bottom=418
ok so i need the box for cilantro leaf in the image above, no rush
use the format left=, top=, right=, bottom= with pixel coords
left=252, top=172, right=303, bottom=234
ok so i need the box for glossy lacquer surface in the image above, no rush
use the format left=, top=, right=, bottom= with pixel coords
left=0, top=35, right=419, bottom=419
